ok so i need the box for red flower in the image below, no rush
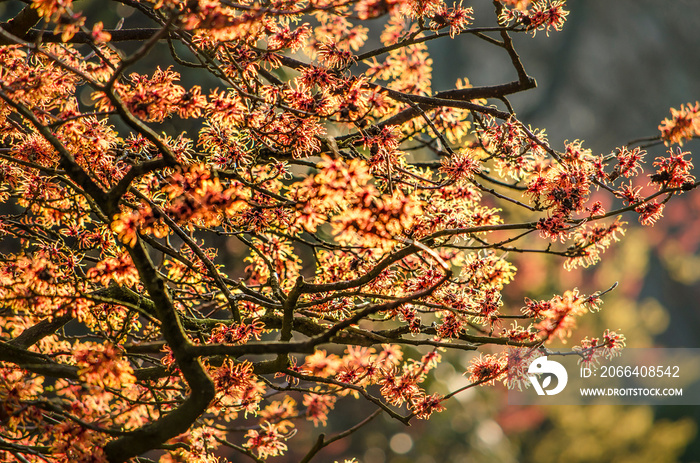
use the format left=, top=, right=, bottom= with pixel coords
left=467, top=353, right=506, bottom=385
left=636, top=201, right=665, bottom=227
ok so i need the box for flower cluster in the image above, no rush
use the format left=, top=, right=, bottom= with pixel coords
left=428, top=2, right=474, bottom=38
left=499, top=0, right=570, bottom=36
left=573, top=329, right=626, bottom=367
left=73, top=342, right=135, bottom=388
left=467, top=353, right=507, bottom=385
left=86, top=252, right=139, bottom=287
left=95, top=67, right=206, bottom=122
left=212, top=360, right=265, bottom=415
left=649, top=148, right=695, bottom=190
left=659, top=102, right=700, bottom=146
left=527, top=290, right=597, bottom=343
left=210, top=320, right=265, bottom=344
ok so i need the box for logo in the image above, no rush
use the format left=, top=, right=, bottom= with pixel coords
left=528, top=356, right=568, bottom=395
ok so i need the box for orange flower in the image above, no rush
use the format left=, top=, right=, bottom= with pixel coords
left=86, top=253, right=139, bottom=287
left=302, top=392, right=336, bottom=426
left=243, top=422, right=290, bottom=459
left=73, top=342, right=135, bottom=388
left=534, top=290, right=589, bottom=342
left=467, top=353, right=507, bottom=385
left=91, top=22, right=112, bottom=43
left=659, top=102, right=700, bottom=146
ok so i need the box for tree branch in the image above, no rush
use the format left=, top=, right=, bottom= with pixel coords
left=104, top=239, right=215, bottom=463
left=0, top=3, right=40, bottom=41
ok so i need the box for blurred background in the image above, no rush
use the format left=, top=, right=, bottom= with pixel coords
left=2, top=0, right=700, bottom=461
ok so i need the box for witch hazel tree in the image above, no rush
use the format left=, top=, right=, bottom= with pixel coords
left=0, top=0, right=697, bottom=461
